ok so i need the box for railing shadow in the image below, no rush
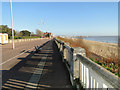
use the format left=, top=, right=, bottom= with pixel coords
left=2, top=40, right=53, bottom=89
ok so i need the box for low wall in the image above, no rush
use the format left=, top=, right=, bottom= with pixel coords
left=8, top=38, right=43, bottom=43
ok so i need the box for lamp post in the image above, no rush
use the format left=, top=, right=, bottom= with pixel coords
left=10, top=0, right=14, bottom=49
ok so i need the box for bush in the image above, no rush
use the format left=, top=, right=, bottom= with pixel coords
left=9, top=36, right=40, bottom=39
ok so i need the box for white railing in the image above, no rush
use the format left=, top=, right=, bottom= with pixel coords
left=76, top=54, right=120, bottom=89
left=54, top=38, right=120, bottom=90
left=54, top=38, right=74, bottom=85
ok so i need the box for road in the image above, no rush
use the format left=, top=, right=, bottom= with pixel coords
left=1, top=38, right=50, bottom=70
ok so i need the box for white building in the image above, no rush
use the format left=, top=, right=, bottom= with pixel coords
left=0, top=33, right=8, bottom=44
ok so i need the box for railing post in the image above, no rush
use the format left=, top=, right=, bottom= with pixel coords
left=70, top=48, right=74, bottom=85
left=62, top=42, right=65, bottom=62
left=60, top=43, right=62, bottom=52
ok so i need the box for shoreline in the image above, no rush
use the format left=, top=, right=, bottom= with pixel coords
left=57, top=36, right=120, bottom=78
left=57, top=37, right=119, bottom=60
left=83, top=38, right=117, bottom=44
left=82, top=36, right=118, bottom=43
left=71, top=38, right=118, bottom=60
left=82, top=39, right=118, bottom=48
left=81, top=39, right=118, bottom=59
left=72, top=38, right=118, bottom=48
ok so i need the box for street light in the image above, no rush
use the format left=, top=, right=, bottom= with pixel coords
left=10, top=0, right=14, bottom=49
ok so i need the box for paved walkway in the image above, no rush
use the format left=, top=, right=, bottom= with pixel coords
left=2, top=39, right=73, bottom=89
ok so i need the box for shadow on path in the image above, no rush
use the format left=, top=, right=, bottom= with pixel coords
left=2, top=39, right=73, bottom=89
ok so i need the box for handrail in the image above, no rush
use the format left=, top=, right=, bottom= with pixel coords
left=54, top=38, right=120, bottom=90
left=54, top=38, right=74, bottom=85
left=76, top=54, right=120, bottom=89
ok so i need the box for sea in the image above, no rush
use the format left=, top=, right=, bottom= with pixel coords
left=83, top=36, right=118, bottom=44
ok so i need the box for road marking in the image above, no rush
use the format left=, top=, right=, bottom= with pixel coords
left=0, top=47, right=34, bottom=66
left=25, top=47, right=50, bottom=89
left=25, top=59, right=46, bottom=89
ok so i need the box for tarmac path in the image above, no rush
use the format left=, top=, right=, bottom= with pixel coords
left=1, top=39, right=73, bottom=89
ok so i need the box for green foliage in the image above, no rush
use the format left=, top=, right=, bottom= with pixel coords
left=90, top=58, right=102, bottom=65
left=0, top=25, right=16, bottom=39
left=104, top=67, right=112, bottom=72
left=21, top=36, right=40, bottom=39
left=0, top=25, right=43, bottom=39
left=115, top=73, right=120, bottom=77
left=20, top=30, right=31, bottom=36
left=9, top=36, right=40, bottom=39
left=90, top=58, right=120, bottom=77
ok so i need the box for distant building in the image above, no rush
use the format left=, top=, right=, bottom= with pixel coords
left=43, top=32, right=53, bottom=38
left=31, top=34, right=39, bottom=37
left=0, top=33, right=8, bottom=44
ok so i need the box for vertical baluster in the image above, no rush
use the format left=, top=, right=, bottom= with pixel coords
left=84, top=65, right=86, bottom=87
left=91, top=76, right=93, bottom=89
left=86, top=68, right=89, bottom=88
left=81, top=63, right=84, bottom=85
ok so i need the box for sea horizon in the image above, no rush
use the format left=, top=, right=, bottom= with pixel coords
left=82, top=36, right=118, bottom=44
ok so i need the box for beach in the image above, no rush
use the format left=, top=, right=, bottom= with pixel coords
left=57, top=36, right=119, bottom=63
left=81, top=39, right=118, bottom=59
left=83, top=36, right=118, bottom=44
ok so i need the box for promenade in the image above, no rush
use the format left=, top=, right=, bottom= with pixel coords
left=1, top=39, right=72, bottom=89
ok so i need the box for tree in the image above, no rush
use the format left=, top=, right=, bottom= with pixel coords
left=0, top=25, right=16, bottom=39
left=20, top=30, right=31, bottom=36
left=36, top=29, right=44, bottom=38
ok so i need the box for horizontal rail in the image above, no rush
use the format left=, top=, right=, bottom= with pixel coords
left=76, top=54, right=120, bottom=89
left=54, top=38, right=120, bottom=90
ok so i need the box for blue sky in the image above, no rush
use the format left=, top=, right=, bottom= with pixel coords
left=2, top=2, right=118, bottom=36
